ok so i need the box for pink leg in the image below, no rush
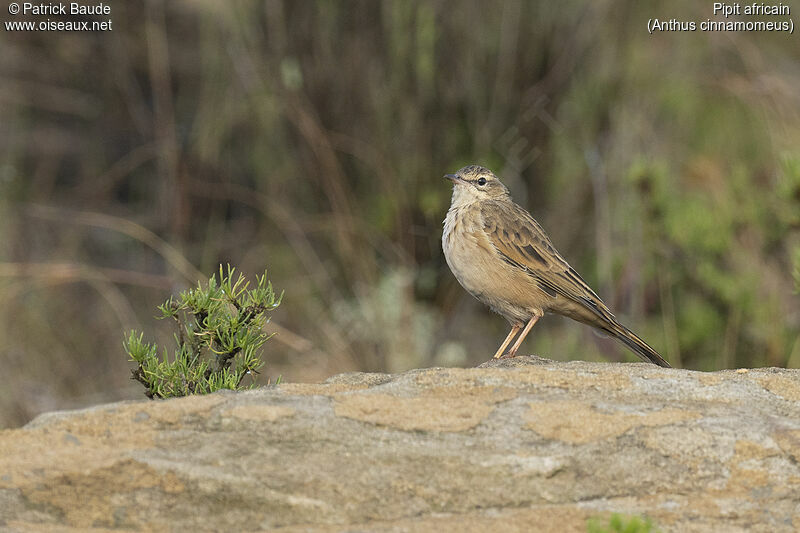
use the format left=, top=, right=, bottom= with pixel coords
left=492, top=324, right=521, bottom=359
left=505, top=314, right=542, bottom=357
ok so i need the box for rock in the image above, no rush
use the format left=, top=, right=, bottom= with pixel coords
left=1, top=357, right=800, bottom=532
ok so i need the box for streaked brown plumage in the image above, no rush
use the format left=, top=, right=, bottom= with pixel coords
left=442, top=165, right=670, bottom=367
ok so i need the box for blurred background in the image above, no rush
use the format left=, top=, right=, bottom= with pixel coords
left=1, top=0, right=799, bottom=428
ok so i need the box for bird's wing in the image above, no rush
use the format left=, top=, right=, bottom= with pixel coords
left=480, top=200, right=617, bottom=323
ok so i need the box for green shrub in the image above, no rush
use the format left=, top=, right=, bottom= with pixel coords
left=587, top=513, right=657, bottom=533
left=125, top=266, right=282, bottom=399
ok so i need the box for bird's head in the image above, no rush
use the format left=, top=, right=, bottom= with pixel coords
left=444, top=165, right=510, bottom=206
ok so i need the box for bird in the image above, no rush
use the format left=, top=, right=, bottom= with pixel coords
left=442, top=164, right=670, bottom=367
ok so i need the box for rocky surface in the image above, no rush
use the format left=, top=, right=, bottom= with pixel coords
left=1, top=356, right=800, bottom=532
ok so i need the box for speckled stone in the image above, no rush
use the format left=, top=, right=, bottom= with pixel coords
left=1, top=357, right=799, bottom=532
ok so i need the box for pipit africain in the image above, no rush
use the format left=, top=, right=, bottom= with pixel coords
left=442, top=165, right=670, bottom=367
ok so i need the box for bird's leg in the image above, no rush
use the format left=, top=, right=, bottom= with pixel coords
left=491, top=324, right=521, bottom=359
left=506, top=313, right=542, bottom=357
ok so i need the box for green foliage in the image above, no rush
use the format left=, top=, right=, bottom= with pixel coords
left=587, top=513, right=658, bottom=533
left=784, top=155, right=800, bottom=294
left=124, top=266, right=282, bottom=399
left=622, top=148, right=799, bottom=368
left=794, top=246, right=800, bottom=293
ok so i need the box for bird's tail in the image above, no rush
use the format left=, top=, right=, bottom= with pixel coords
left=603, top=321, right=671, bottom=368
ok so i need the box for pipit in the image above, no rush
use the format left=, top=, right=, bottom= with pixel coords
left=442, top=165, right=670, bottom=367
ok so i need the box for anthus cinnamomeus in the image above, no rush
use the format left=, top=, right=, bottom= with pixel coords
left=442, top=165, right=670, bottom=367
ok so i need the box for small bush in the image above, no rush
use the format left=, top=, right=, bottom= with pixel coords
left=125, top=265, right=282, bottom=399
left=587, top=513, right=657, bottom=533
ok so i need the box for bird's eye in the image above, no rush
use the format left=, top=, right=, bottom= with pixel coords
left=477, top=177, right=487, bottom=186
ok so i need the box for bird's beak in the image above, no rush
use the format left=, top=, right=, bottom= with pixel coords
left=444, top=174, right=461, bottom=183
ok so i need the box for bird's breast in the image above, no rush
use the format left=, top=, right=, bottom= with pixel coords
left=442, top=204, right=543, bottom=323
